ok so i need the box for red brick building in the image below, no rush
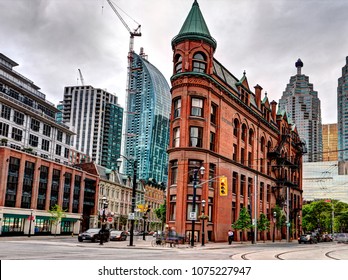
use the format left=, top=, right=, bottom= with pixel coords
left=166, top=1, right=305, bottom=243
left=0, top=146, right=99, bottom=236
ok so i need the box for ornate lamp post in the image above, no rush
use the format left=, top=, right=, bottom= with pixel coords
left=142, top=206, right=151, bottom=241
left=99, top=196, right=108, bottom=245
left=190, top=165, right=205, bottom=247
left=272, top=211, right=277, bottom=242
left=201, top=199, right=206, bottom=246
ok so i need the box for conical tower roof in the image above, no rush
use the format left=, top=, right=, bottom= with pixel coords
left=172, top=0, right=217, bottom=50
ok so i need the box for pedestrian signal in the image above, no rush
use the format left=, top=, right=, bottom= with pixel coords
left=219, top=176, right=228, bottom=196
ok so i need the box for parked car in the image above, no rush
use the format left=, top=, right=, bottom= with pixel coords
left=334, top=233, right=348, bottom=243
left=298, top=234, right=317, bottom=244
left=78, top=228, right=110, bottom=243
left=110, top=230, right=128, bottom=241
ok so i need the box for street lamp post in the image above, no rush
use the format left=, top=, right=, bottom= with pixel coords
left=190, top=166, right=205, bottom=247
left=272, top=211, right=277, bottom=242
left=201, top=199, right=206, bottom=246
left=129, top=160, right=137, bottom=246
left=142, top=207, right=150, bottom=241
left=28, top=209, right=33, bottom=238
left=99, top=196, right=108, bottom=245
left=117, top=157, right=137, bottom=247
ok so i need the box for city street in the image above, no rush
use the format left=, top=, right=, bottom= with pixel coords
left=0, top=236, right=347, bottom=260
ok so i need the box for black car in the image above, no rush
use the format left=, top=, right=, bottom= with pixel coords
left=298, top=234, right=317, bottom=244
left=109, top=230, right=128, bottom=241
left=78, top=228, right=110, bottom=242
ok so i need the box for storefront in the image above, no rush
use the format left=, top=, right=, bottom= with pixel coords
left=1, top=214, right=29, bottom=236
left=34, top=216, right=51, bottom=235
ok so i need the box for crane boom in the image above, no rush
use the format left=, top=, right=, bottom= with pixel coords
left=106, top=0, right=141, bottom=52
left=78, top=69, right=85, bottom=86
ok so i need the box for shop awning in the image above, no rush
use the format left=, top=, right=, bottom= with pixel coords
left=62, top=218, right=78, bottom=222
left=4, top=214, right=29, bottom=219
left=36, top=216, right=51, bottom=220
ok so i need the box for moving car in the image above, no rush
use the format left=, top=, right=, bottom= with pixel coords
left=110, top=230, right=128, bottom=241
left=298, top=234, right=317, bottom=244
left=78, top=228, right=110, bottom=243
left=334, top=233, right=348, bottom=243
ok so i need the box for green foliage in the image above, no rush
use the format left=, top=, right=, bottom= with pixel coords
left=119, top=215, right=128, bottom=229
left=154, top=203, right=166, bottom=229
left=302, top=200, right=348, bottom=233
left=272, top=205, right=285, bottom=229
left=257, top=212, right=270, bottom=233
left=232, top=207, right=252, bottom=231
left=48, top=204, right=66, bottom=236
left=48, top=204, right=66, bottom=224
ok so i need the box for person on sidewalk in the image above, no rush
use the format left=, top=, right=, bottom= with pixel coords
left=228, top=229, right=234, bottom=245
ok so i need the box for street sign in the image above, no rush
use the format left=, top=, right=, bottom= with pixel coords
left=107, top=217, right=113, bottom=223
left=128, top=213, right=135, bottom=220
left=189, top=212, right=196, bottom=220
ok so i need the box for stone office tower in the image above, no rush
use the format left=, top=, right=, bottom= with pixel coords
left=279, top=59, right=323, bottom=162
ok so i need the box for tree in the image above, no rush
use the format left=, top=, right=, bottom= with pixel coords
left=48, top=204, right=66, bottom=236
left=118, top=215, right=128, bottom=230
left=257, top=212, right=270, bottom=242
left=302, top=200, right=348, bottom=233
left=154, top=203, right=166, bottom=230
left=232, top=207, right=252, bottom=242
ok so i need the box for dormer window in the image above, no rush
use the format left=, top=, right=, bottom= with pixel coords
left=174, top=54, right=182, bottom=74
left=192, top=52, right=207, bottom=73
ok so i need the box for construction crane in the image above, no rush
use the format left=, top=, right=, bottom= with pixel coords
left=107, top=0, right=141, bottom=186
left=106, top=0, right=141, bottom=53
left=78, top=69, right=85, bottom=86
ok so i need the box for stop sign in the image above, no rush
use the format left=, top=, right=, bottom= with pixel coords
left=107, top=217, right=113, bottom=223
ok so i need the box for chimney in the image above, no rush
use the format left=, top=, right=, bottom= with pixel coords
left=271, top=100, right=277, bottom=122
left=254, top=84, right=263, bottom=109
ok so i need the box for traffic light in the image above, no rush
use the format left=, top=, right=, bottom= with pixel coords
left=219, top=176, right=228, bottom=196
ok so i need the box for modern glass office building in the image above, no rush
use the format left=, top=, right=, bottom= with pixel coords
left=123, top=50, right=170, bottom=184
left=338, top=57, right=348, bottom=162
left=63, top=86, right=123, bottom=170
left=279, top=59, right=323, bottom=162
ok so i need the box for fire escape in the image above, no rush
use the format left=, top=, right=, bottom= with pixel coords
left=268, top=131, right=307, bottom=237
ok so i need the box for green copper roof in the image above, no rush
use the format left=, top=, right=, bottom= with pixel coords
left=172, top=0, right=217, bottom=50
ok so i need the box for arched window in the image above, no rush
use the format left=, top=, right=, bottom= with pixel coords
left=192, top=52, right=207, bottom=73
left=174, top=54, right=182, bottom=74
left=241, top=124, right=247, bottom=142
left=233, top=119, right=240, bottom=137
left=248, top=129, right=254, bottom=145
left=260, top=137, right=265, bottom=152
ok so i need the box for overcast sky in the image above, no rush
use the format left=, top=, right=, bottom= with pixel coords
left=1, top=0, right=347, bottom=124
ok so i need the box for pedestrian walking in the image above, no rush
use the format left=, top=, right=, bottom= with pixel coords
left=228, top=229, right=234, bottom=245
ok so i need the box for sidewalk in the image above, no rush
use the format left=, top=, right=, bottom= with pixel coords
left=0, top=235, right=296, bottom=250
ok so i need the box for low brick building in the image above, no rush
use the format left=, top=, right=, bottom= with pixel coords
left=0, top=146, right=99, bottom=236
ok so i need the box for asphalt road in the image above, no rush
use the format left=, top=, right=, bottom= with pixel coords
left=0, top=236, right=347, bottom=260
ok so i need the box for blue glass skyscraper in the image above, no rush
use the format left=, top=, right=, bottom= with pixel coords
left=123, top=50, right=171, bottom=184
left=338, top=56, right=348, bottom=162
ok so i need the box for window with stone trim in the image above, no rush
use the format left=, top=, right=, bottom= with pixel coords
left=174, top=54, right=182, bottom=74
left=173, top=127, right=180, bottom=147
left=191, top=97, right=203, bottom=117
left=192, top=52, right=207, bottom=73
left=189, top=126, right=203, bottom=147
